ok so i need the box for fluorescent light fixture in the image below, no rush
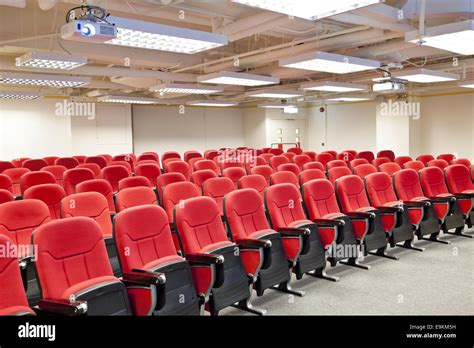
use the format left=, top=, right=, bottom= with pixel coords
left=15, top=51, right=87, bottom=70
left=0, top=72, right=90, bottom=87
left=326, top=97, right=371, bottom=102
left=392, top=68, right=459, bottom=83
left=300, top=81, right=367, bottom=92
left=0, top=90, right=42, bottom=100
left=406, top=20, right=474, bottom=55
left=231, top=0, right=382, bottom=20
left=283, top=106, right=298, bottom=114
left=197, top=71, right=279, bottom=86
left=458, top=80, right=474, bottom=89
left=187, top=100, right=238, bottom=107
left=247, top=90, right=303, bottom=98
left=105, top=16, right=228, bottom=54
left=150, top=82, right=223, bottom=94
left=280, top=51, right=380, bottom=74
left=98, top=95, right=162, bottom=104
left=258, top=103, right=296, bottom=109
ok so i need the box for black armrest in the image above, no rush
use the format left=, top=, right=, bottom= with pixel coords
left=312, top=219, right=345, bottom=227
left=186, top=253, right=224, bottom=265
left=375, top=206, right=403, bottom=214
left=18, top=256, right=33, bottom=270
left=455, top=193, right=474, bottom=199
left=404, top=200, right=430, bottom=207
left=122, top=269, right=166, bottom=286
left=345, top=211, right=375, bottom=219
left=36, top=298, right=87, bottom=316
left=235, top=238, right=272, bottom=249
left=277, top=227, right=310, bottom=237
left=429, top=196, right=454, bottom=203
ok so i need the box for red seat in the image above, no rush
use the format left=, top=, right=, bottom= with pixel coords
left=204, top=150, right=219, bottom=160
left=41, top=165, right=67, bottom=186
left=184, top=151, right=202, bottom=163
left=23, top=184, right=65, bottom=219
left=427, top=159, right=449, bottom=170
left=437, top=154, right=456, bottom=163
left=298, top=169, right=326, bottom=186
left=373, top=157, right=391, bottom=167
left=0, top=174, right=12, bottom=193
left=193, top=160, right=220, bottom=175
left=377, top=150, right=395, bottom=161
left=445, top=165, right=474, bottom=231
left=238, top=174, right=267, bottom=198
left=3, top=168, right=30, bottom=196
left=277, top=163, right=300, bottom=176
left=0, top=189, right=13, bottom=204
left=191, top=170, right=218, bottom=192
left=352, top=164, right=377, bottom=179
left=327, top=167, right=352, bottom=183
left=175, top=196, right=256, bottom=316
left=11, top=158, right=30, bottom=168
left=137, top=153, right=159, bottom=163
left=166, top=161, right=191, bottom=180
left=293, top=154, right=311, bottom=169
left=336, top=151, right=355, bottom=164
left=161, top=151, right=181, bottom=167
left=20, top=171, right=56, bottom=195
left=315, top=153, right=334, bottom=166
left=101, top=165, right=131, bottom=192
left=0, top=161, right=14, bottom=174
left=451, top=158, right=471, bottom=168
left=114, top=205, right=201, bottom=315
left=394, top=156, right=413, bottom=167
left=327, top=160, right=348, bottom=170
left=118, top=176, right=151, bottom=191
left=109, top=161, right=132, bottom=174
left=268, top=148, right=283, bottom=155
left=219, top=159, right=245, bottom=173
left=350, top=158, right=369, bottom=169
left=202, top=177, right=234, bottom=216
left=324, top=151, right=338, bottom=157
left=270, top=171, right=298, bottom=187
left=63, top=168, right=95, bottom=195
left=98, top=154, right=113, bottom=163
left=77, top=163, right=101, bottom=178
left=222, top=167, right=246, bottom=189
left=357, top=151, right=375, bottom=163
left=250, top=165, right=273, bottom=186
left=115, top=187, right=157, bottom=212
left=302, top=151, right=316, bottom=161
left=283, top=152, right=296, bottom=162
left=416, top=154, right=435, bottom=165
left=55, top=157, right=79, bottom=169
left=22, top=159, right=48, bottom=172
left=269, top=155, right=289, bottom=171
left=85, top=156, right=108, bottom=169
left=403, top=160, right=425, bottom=172
left=156, top=173, right=186, bottom=205
left=244, top=156, right=266, bottom=174
left=258, top=153, right=274, bottom=164
left=302, top=161, right=325, bottom=171
left=287, top=147, right=303, bottom=155
left=76, top=179, right=116, bottom=214
left=378, top=162, right=402, bottom=176
left=113, top=154, right=136, bottom=172
left=73, top=155, right=86, bottom=164
left=135, top=163, right=161, bottom=188
left=42, top=156, right=59, bottom=166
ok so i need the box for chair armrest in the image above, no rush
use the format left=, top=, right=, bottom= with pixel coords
left=235, top=238, right=272, bottom=249
left=404, top=200, right=430, bottom=208
left=277, top=227, right=310, bottom=237
left=36, top=298, right=87, bottom=316
left=429, top=196, right=454, bottom=203
left=455, top=193, right=474, bottom=199
left=345, top=211, right=375, bottom=219
left=375, top=206, right=403, bottom=214
left=312, top=218, right=345, bottom=228
left=186, top=253, right=224, bottom=265
left=122, top=269, right=166, bottom=286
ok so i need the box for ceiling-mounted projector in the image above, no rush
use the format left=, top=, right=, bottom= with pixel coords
left=372, top=78, right=406, bottom=92
left=61, top=20, right=117, bottom=43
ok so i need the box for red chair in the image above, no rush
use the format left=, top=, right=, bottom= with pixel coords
left=323, top=150, right=337, bottom=158
left=238, top=174, right=267, bottom=198
left=377, top=150, right=395, bottom=161
left=0, top=161, right=14, bottom=173
left=394, top=156, right=413, bottom=167
left=428, top=159, right=449, bottom=170
left=270, top=171, right=298, bottom=187
left=191, top=170, right=218, bottom=192
left=85, top=156, right=108, bottom=169
left=373, top=157, right=391, bottom=167
left=451, top=158, right=471, bottom=168
left=161, top=151, right=181, bottom=167
left=156, top=173, right=186, bottom=205
left=135, top=163, right=161, bottom=188
left=298, top=169, right=325, bottom=186
left=137, top=153, right=159, bottom=163
left=258, top=153, right=274, bottom=164
left=222, top=167, right=246, bottom=189
left=269, top=155, right=289, bottom=171
left=77, top=163, right=101, bottom=178
left=327, top=167, right=352, bottom=184
left=76, top=179, right=116, bottom=214
left=315, top=153, right=334, bottom=166
left=244, top=157, right=266, bottom=174
left=115, top=187, right=157, bottom=212
left=378, top=162, right=402, bottom=176
left=118, top=176, right=151, bottom=191
left=11, top=158, right=30, bottom=168
left=188, top=157, right=204, bottom=171
left=437, top=154, right=456, bottom=163
left=204, top=150, right=219, bottom=160
left=0, top=174, right=12, bottom=193
left=250, top=165, right=273, bottom=185
left=403, top=160, right=425, bottom=172
left=22, top=159, right=48, bottom=171
left=283, top=152, right=296, bottom=162
left=20, top=171, right=56, bottom=195
left=302, top=162, right=325, bottom=171
left=98, top=154, right=113, bottom=163
left=293, top=154, right=311, bottom=169
left=193, top=159, right=220, bottom=175
left=268, top=148, right=283, bottom=155
left=357, top=151, right=375, bottom=163
left=336, top=151, right=355, bottom=164
left=350, top=158, right=369, bottom=169
left=113, top=154, right=136, bottom=172
left=416, top=154, right=435, bottom=166
left=184, top=151, right=203, bottom=163
left=166, top=161, right=191, bottom=181
left=73, top=155, right=86, bottom=164
left=3, top=168, right=30, bottom=196
left=63, top=168, right=95, bottom=195
left=327, top=160, right=348, bottom=170
left=302, top=151, right=316, bottom=161
left=353, top=164, right=377, bottom=179
left=202, top=177, right=235, bottom=216
left=109, top=161, right=132, bottom=174
left=42, top=156, right=59, bottom=166
left=287, top=147, right=303, bottom=155
left=101, top=165, right=130, bottom=192
left=55, top=157, right=79, bottom=169
left=277, top=163, right=300, bottom=176
left=0, top=190, right=13, bottom=204
left=23, top=184, right=65, bottom=219
left=445, top=164, right=474, bottom=232
left=41, top=165, right=67, bottom=186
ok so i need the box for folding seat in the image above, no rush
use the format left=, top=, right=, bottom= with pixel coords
left=109, top=161, right=132, bottom=174
left=0, top=190, right=13, bottom=204
left=238, top=174, right=267, bottom=198
left=73, top=155, right=86, bottom=164
left=419, top=167, right=466, bottom=237
left=98, top=154, right=113, bottom=163
left=283, top=152, right=296, bottom=162
left=277, top=163, right=300, bottom=176
left=0, top=174, right=13, bottom=194
left=137, top=153, right=159, bottom=163
left=114, top=205, right=201, bottom=315
left=268, top=148, right=283, bottom=155
left=302, top=151, right=316, bottom=161
left=140, top=151, right=159, bottom=162
left=451, top=158, right=471, bottom=168
left=161, top=151, right=181, bottom=167
left=176, top=196, right=267, bottom=315
left=445, top=164, right=474, bottom=231
left=377, top=150, right=395, bottom=161
left=222, top=167, right=246, bottom=189
left=156, top=173, right=186, bottom=205
left=76, top=179, right=116, bottom=214
left=184, top=151, right=202, bottom=163
left=357, top=151, right=375, bottom=163
left=23, top=184, right=66, bottom=220
left=3, top=168, right=30, bottom=196
left=101, top=165, right=131, bottom=192
left=220, top=159, right=245, bottom=173
left=166, top=161, right=191, bottom=180
left=403, top=160, right=425, bottom=172
left=137, top=160, right=160, bottom=166
left=63, top=168, right=95, bottom=195
left=416, top=154, right=435, bottom=166
left=437, top=154, right=456, bottom=163
left=11, top=158, right=30, bottom=168
left=298, top=169, right=326, bottom=186
left=135, top=163, right=161, bottom=188
left=350, top=158, right=369, bottom=169
left=323, top=150, right=337, bottom=158
left=335, top=175, right=399, bottom=260
left=20, top=171, right=56, bottom=195
left=202, top=177, right=234, bottom=216
left=302, top=161, right=325, bottom=171
left=244, top=156, right=266, bottom=174
left=85, top=156, right=108, bottom=169
left=373, top=157, right=391, bottom=167
left=250, top=165, right=273, bottom=186
left=327, top=160, right=348, bottom=170
left=427, top=159, right=449, bottom=170
left=269, top=155, right=289, bottom=171
left=193, top=159, right=220, bottom=175
left=41, top=165, right=67, bottom=186
left=42, top=156, right=59, bottom=166
left=315, top=153, right=334, bottom=166
left=204, top=150, right=219, bottom=160
left=293, top=154, right=311, bottom=169
left=113, top=154, right=136, bottom=172
left=378, top=162, right=402, bottom=176
left=55, top=157, right=79, bottom=169
left=76, top=163, right=101, bottom=178
left=394, top=156, right=413, bottom=167
left=188, top=157, right=203, bottom=171
left=22, top=159, right=48, bottom=172
left=327, top=167, right=352, bottom=184
left=0, top=161, right=14, bottom=173
left=270, top=171, right=299, bottom=187
left=191, top=169, right=218, bottom=191
left=365, top=173, right=423, bottom=251
left=115, top=187, right=157, bottom=212
left=258, top=153, right=274, bottom=164
left=118, top=176, right=151, bottom=191
left=336, top=151, right=355, bottom=164
left=35, top=217, right=165, bottom=316
left=393, top=169, right=444, bottom=242
left=352, top=164, right=377, bottom=179
left=287, top=147, right=303, bottom=155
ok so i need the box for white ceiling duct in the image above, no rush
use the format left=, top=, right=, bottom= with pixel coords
left=38, top=0, right=58, bottom=11
left=0, top=0, right=26, bottom=8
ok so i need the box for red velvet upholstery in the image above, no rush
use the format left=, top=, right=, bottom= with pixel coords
left=445, top=165, right=474, bottom=217
left=41, top=165, right=67, bottom=186
left=166, top=161, right=191, bottom=180
left=108, top=161, right=132, bottom=174
left=277, top=163, right=300, bottom=176
left=0, top=174, right=12, bottom=193
left=302, top=151, right=317, bottom=161
left=393, top=169, right=427, bottom=201
left=315, top=153, right=334, bottom=166
left=116, top=187, right=157, bottom=212
left=23, top=184, right=66, bottom=219
left=55, top=157, right=79, bottom=169
left=137, top=153, right=159, bottom=163
left=327, top=167, right=352, bottom=183
left=394, top=156, right=413, bottom=167
left=403, top=160, right=425, bottom=171
left=22, top=159, right=48, bottom=171
left=268, top=148, right=284, bottom=156
left=204, top=150, right=219, bottom=160
left=428, top=159, right=449, bottom=170
left=269, top=155, right=289, bottom=171
left=184, top=151, right=203, bottom=163
left=163, top=182, right=200, bottom=226
left=191, top=170, right=218, bottom=191
left=77, top=163, right=101, bottom=178
left=244, top=157, right=266, bottom=174
left=42, top=156, right=59, bottom=166
left=101, top=165, right=131, bottom=192
left=97, top=154, right=113, bottom=163
left=118, top=176, right=151, bottom=191
left=113, top=154, right=136, bottom=172
left=352, top=164, right=377, bottom=179
left=287, top=147, right=303, bottom=155
left=270, top=171, right=298, bottom=187
left=258, top=153, right=274, bottom=164
left=161, top=151, right=181, bottom=167
left=189, top=157, right=204, bottom=172
left=63, top=168, right=95, bottom=195
left=0, top=161, right=14, bottom=173
left=76, top=179, right=116, bottom=214
left=420, top=167, right=452, bottom=197
left=0, top=189, right=13, bottom=204
left=416, top=154, right=435, bottom=165
left=378, top=162, right=402, bottom=176
left=222, top=167, right=246, bottom=189
left=156, top=173, right=186, bottom=205
left=451, top=158, right=471, bottom=168
left=298, top=169, right=326, bottom=186
left=265, top=183, right=307, bottom=229
left=373, top=157, right=391, bottom=167
left=350, top=158, right=369, bottom=168
left=250, top=165, right=273, bottom=186
left=365, top=172, right=400, bottom=206
left=85, top=156, right=108, bottom=169
left=3, top=168, right=30, bottom=196
left=377, top=150, right=395, bottom=161
left=283, top=152, right=296, bottom=161
left=335, top=175, right=372, bottom=213
left=437, top=154, right=456, bottom=163
left=193, top=160, right=220, bottom=175
left=20, top=171, right=56, bottom=195
left=302, top=161, right=325, bottom=171
left=238, top=174, right=267, bottom=198
left=357, top=151, right=375, bottom=163
left=293, top=155, right=311, bottom=169
left=327, top=160, right=348, bottom=170
left=337, top=151, right=355, bottom=163
left=202, top=177, right=234, bottom=216
left=135, top=163, right=161, bottom=188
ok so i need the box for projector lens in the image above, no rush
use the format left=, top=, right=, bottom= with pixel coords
left=81, top=24, right=95, bottom=37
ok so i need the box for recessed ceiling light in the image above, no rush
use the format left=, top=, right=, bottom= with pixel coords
left=0, top=72, right=90, bottom=88
left=326, top=97, right=371, bottom=102
left=300, top=81, right=367, bottom=92
left=0, top=90, right=43, bottom=100
left=458, top=80, right=474, bottom=89
left=105, top=16, right=228, bottom=54
left=187, top=100, right=238, bottom=107
left=197, top=71, right=280, bottom=86
left=392, top=68, right=459, bottom=83
left=406, top=20, right=474, bottom=55
left=149, top=82, right=224, bottom=94
left=98, top=95, right=162, bottom=104
left=231, top=0, right=382, bottom=21
left=280, top=51, right=380, bottom=74
left=15, top=51, right=87, bottom=70
left=247, top=90, right=303, bottom=98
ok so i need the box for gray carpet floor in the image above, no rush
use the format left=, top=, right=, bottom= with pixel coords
left=221, top=229, right=474, bottom=316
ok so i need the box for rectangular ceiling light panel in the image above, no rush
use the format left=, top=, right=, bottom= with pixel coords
left=327, top=97, right=371, bottom=102
left=197, top=71, right=280, bottom=86
left=231, top=0, right=382, bottom=20
left=98, top=95, right=161, bottom=104
left=392, top=68, right=459, bottom=83
left=300, top=81, right=367, bottom=92
left=458, top=80, right=474, bottom=89
left=105, top=16, right=228, bottom=54
left=247, top=90, right=303, bottom=98
left=0, top=72, right=90, bottom=87
left=280, top=51, right=380, bottom=74
left=15, top=51, right=87, bottom=70
left=187, top=100, right=238, bottom=107
left=150, top=82, right=224, bottom=94
left=0, top=90, right=42, bottom=100
left=405, top=20, right=474, bottom=55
